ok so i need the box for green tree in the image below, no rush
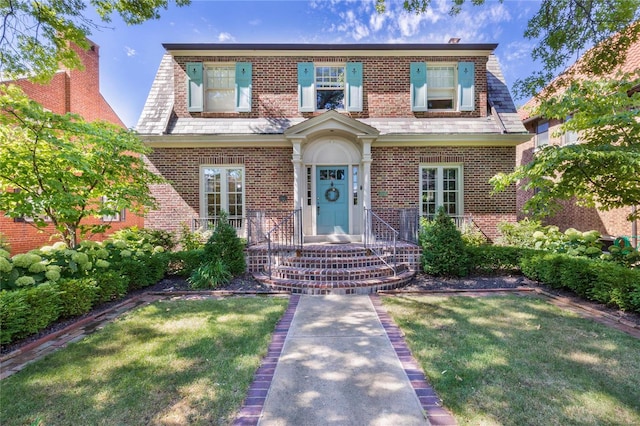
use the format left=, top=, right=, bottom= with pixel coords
left=0, top=0, right=190, bottom=82
left=491, top=72, right=640, bottom=221
left=0, top=85, right=165, bottom=247
left=376, top=0, right=640, bottom=97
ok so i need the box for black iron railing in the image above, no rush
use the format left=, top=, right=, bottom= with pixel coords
left=364, top=209, right=398, bottom=275
left=246, top=210, right=300, bottom=246
left=251, top=209, right=302, bottom=279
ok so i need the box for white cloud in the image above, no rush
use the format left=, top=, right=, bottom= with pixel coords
left=369, top=11, right=386, bottom=32
left=249, top=18, right=261, bottom=26
left=218, top=32, right=236, bottom=42
left=338, top=9, right=370, bottom=41
left=124, top=46, right=136, bottom=57
left=503, top=41, right=534, bottom=63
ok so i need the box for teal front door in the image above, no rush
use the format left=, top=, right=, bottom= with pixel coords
left=316, top=166, right=349, bottom=235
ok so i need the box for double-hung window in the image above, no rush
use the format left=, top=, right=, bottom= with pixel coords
left=564, top=115, right=579, bottom=145
left=536, top=120, right=549, bottom=149
left=187, top=62, right=252, bottom=113
left=101, top=196, right=125, bottom=222
left=420, top=165, right=463, bottom=218
left=315, top=65, right=345, bottom=110
left=205, top=65, right=235, bottom=112
left=411, top=61, right=475, bottom=112
left=298, top=62, right=363, bottom=112
left=201, top=166, right=244, bottom=229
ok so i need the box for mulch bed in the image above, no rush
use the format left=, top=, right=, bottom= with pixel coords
left=2, top=272, right=639, bottom=356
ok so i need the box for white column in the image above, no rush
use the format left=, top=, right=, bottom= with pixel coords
left=361, top=138, right=373, bottom=211
left=291, top=139, right=304, bottom=209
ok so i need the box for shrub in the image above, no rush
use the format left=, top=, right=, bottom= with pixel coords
left=117, top=258, right=151, bottom=290
left=94, top=270, right=128, bottom=303
left=419, top=207, right=468, bottom=277
left=203, top=211, right=246, bottom=276
left=23, top=283, right=63, bottom=334
left=466, top=245, right=531, bottom=274
left=497, top=219, right=545, bottom=247
left=588, top=262, right=640, bottom=311
left=57, top=278, right=99, bottom=317
left=0, top=290, right=29, bottom=344
left=188, top=259, right=232, bottom=289
left=167, top=249, right=205, bottom=277
left=178, top=223, right=209, bottom=251
left=460, top=223, right=489, bottom=247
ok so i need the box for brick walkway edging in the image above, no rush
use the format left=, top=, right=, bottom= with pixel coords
left=232, top=294, right=300, bottom=426
left=369, top=294, right=458, bottom=426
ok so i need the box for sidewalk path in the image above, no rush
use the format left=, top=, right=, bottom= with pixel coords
left=235, top=294, right=456, bottom=426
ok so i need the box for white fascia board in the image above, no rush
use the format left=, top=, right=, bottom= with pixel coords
left=374, top=133, right=532, bottom=147
left=141, top=134, right=290, bottom=148
left=166, top=49, right=495, bottom=58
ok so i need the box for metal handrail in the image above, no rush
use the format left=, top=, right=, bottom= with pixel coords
left=246, top=209, right=298, bottom=246
left=364, top=209, right=398, bottom=275
left=265, top=209, right=302, bottom=279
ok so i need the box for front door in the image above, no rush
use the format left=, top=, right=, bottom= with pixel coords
left=316, top=166, right=349, bottom=234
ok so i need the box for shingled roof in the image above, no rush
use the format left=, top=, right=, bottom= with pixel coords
left=136, top=51, right=526, bottom=137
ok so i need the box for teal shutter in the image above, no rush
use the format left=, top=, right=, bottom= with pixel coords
left=345, top=62, right=363, bottom=112
left=186, top=62, right=203, bottom=112
left=298, top=62, right=315, bottom=112
left=458, top=61, right=475, bottom=111
left=410, top=62, right=427, bottom=111
left=235, top=62, right=252, bottom=112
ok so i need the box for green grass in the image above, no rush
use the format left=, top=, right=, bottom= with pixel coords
left=0, top=296, right=288, bottom=426
left=382, top=294, right=640, bottom=426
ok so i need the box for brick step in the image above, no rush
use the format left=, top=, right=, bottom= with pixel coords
left=252, top=268, right=416, bottom=295
left=280, top=254, right=396, bottom=269
left=270, top=263, right=409, bottom=282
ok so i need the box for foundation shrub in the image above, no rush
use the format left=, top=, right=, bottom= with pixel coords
left=557, top=256, right=599, bottom=297
left=94, top=270, right=128, bottom=303
left=111, top=227, right=176, bottom=252
left=57, top=278, right=98, bottom=317
left=0, top=290, right=28, bottom=344
left=519, top=252, right=564, bottom=287
left=0, top=283, right=63, bottom=343
left=466, top=245, right=534, bottom=274
left=203, top=212, right=246, bottom=276
left=168, top=249, right=205, bottom=277
left=178, top=223, right=210, bottom=251
left=588, top=263, right=640, bottom=311
left=420, top=207, right=468, bottom=277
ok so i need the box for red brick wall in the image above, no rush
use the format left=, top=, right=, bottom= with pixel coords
left=1, top=41, right=135, bottom=254
left=517, top=119, right=636, bottom=238
left=145, top=145, right=515, bottom=241
left=144, top=147, right=294, bottom=233
left=371, top=146, right=517, bottom=241
left=172, top=55, right=488, bottom=120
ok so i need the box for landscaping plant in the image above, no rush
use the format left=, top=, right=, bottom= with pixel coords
left=419, top=206, right=468, bottom=277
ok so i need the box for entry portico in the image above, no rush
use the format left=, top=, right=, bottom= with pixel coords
left=285, top=110, right=378, bottom=239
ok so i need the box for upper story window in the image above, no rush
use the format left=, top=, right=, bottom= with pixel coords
left=298, top=62, right=362, bottom=112
left=315, top=65, right=345, bottom=110
left=427, top=65, right=456, bottom=110
left=205, top=65, right=235, bottom=112
left=536, top=120, right=549, bottom=149
left=186, top=62, right=252, bottom=113
left=411, top=61, right=475, bottom=112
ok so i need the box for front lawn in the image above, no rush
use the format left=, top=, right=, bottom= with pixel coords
left=0, top=296, right=288, bottom=425
left=383, top=294, right=640, bottom=426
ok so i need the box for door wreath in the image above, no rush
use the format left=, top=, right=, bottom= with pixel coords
left=325, top=187, right=340, bottom=202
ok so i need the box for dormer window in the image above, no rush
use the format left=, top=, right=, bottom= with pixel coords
left=315, top=65, right=345, bottom=110
left=411, top=61, right=475, bottom=112
left=298, top=62, right=362, bottom=112
left=186, top=62, right=252, bottom=113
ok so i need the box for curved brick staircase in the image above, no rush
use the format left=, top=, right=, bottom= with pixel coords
left=249, top=243, right=419, bottom=295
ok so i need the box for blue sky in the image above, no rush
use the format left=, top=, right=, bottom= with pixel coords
left=84, top=0, right=541, bottom=128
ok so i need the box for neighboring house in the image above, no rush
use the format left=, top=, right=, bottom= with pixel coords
left=517, top=39, right=640, bottom=245
left=0, top=41, right=143, bottom=254
left=136, top=42, right=529, bottom=291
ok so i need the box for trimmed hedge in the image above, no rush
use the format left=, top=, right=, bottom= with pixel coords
left=58, top=278, right=99, bottom=317
left=0, top=283, right=61, bottom=344
left=467, top=246, right=640, bottom=313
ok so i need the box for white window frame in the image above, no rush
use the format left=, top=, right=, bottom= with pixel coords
left=315, top=63, right=346, bottom=111
left=200, top=165, right=245, bottom=229
left=535, top=120, right=549, bottom=149
left=204, top=63, right=235, bottom=113
left=427, top=63, right=457, bottom=111
left=419, top=164, right=464, bottom=218
left=101, top=196, right=125, bottom=222
left=563, top=115, right=579, bottom=145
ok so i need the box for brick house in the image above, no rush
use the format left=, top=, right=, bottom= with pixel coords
left=137, top=43, right=529, bottom=293
left=517, top=39, right=640, bottom=246
left=0, top=41, right=143, bottom=254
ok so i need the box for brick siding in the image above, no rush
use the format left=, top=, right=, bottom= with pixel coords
left=1, top=41, right=135, bottom=254
left=172, top=55, right=488, bottom=119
